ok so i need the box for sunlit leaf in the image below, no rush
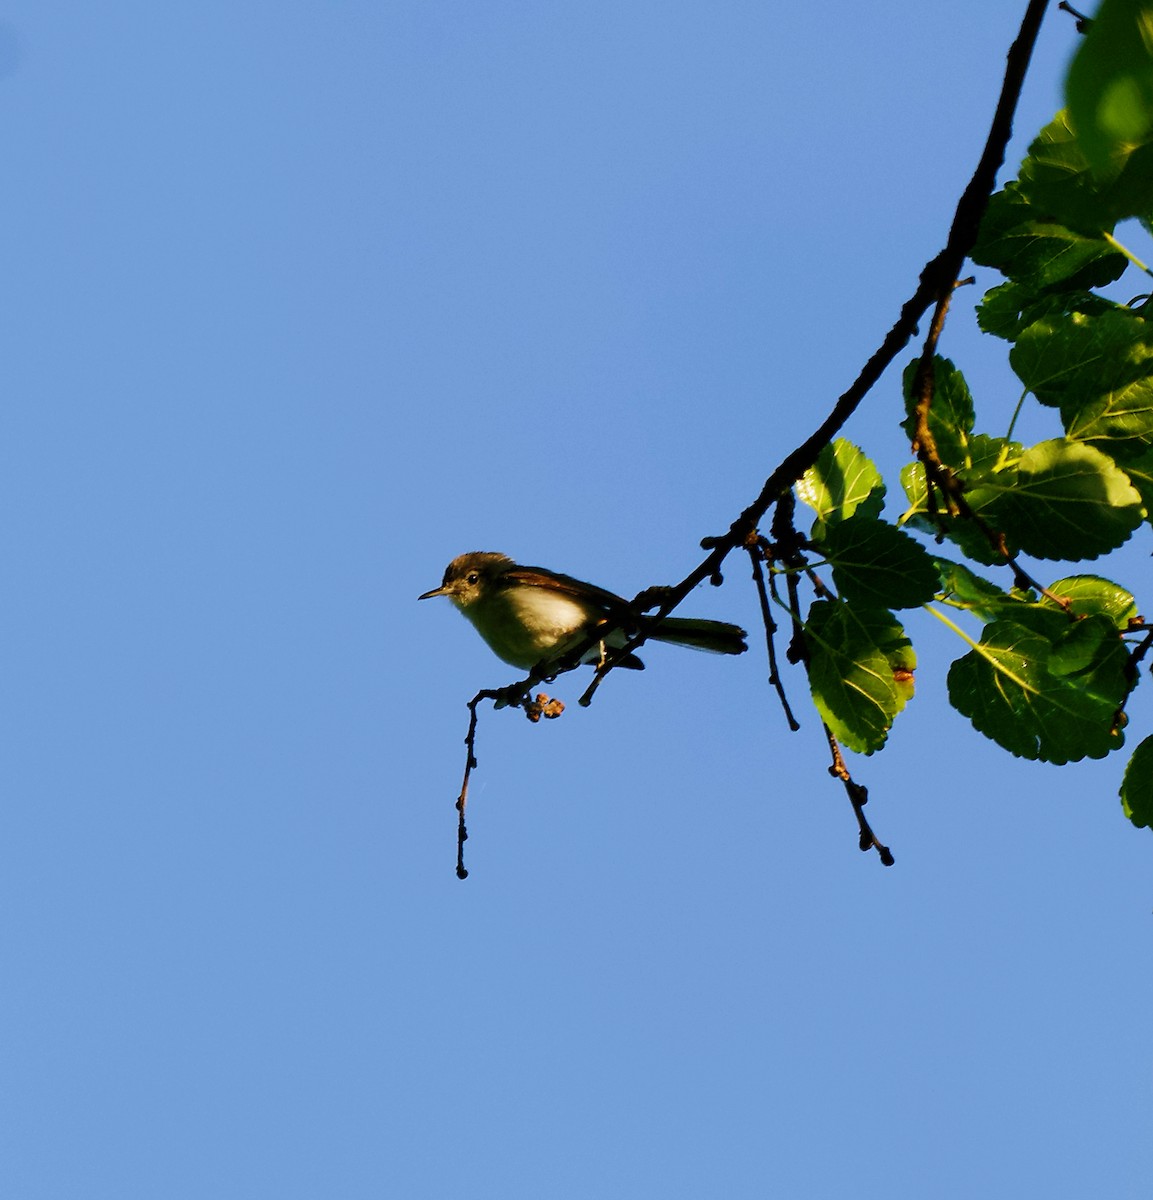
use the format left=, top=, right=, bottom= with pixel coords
left=1011, top=308, right=1153, bottom=408
left=899, top=438, right=1021, bottom=567
left=899, top=357, right=974, bottom=468
left=1043, top=575, right=1138, bottom=628
left=816, top=516, right=940, bottom=609
left=934, top=558, right=1022, bottom=622
left=900, top=467, right=1005, bottom=566
left=947, top=612, right=1128, bottom=763
left=795, top=439, right=885, bottom=535
left=1062, top=381, right=1153, bottom=456
left=1116, top=444, right=1153, bottom=514
left=983, top=439, right=1144, bottom=559
left=805, top=600, right=915, bottom=755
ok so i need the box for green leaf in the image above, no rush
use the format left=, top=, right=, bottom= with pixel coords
left=1120, top=735, right=1153, bottom=828
left=976, top=281, right=1115, bottom=342
left=899, top=438, right=1022, bottom=568
left=947, top=612, right=1128, bottom=764
left=816, top=516, right=940, bottom=609
left=983, top=438, right=1144, bottom=560
left=1116, top=443, right=1153, bottom=513
left=935, top=562, right=1137, bottom=631
left=1043, top=575, right=1139, bottom=628
left=899, top=357, right=974, bottom=468
left=1010, top=308, right=1153, bottom=459
left=1066, top=0, right=1153, bottom=178
left=934, top=558, right=1021, bottom=622
left=957, top=432, right=1019, bottom=480
left=971, top=184, right=1128, bottom=283
left=977, top=281, right=1038, bottom=341
left=804, top=600, right=915, bottom=755
left=1018, top=110, right=1153, bottom=231
left=1063, top=378, right=1153, bottom=457
left=1010, top=310, right=1153, bottom=459
left=900, top=467, right=1005, bottom=567
left=1011, top=308, right=1153, bottom=406
left=795, top=439, right=885, bottom=534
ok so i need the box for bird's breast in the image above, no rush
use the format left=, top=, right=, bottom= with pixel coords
left=463, top=586, right=601, bottom=669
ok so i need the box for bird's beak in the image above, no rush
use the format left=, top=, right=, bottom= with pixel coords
left=418, top=585, right=448, bottom=600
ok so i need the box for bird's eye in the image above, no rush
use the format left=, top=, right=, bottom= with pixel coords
left=467, top=572, right=479, bottom=585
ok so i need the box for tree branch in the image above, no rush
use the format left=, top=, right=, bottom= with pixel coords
left=449, top=0, right=1051, bottom=875
left=574, top=0, right=1050, bottom=697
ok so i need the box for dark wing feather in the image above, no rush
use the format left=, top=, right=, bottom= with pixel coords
left=500, top=565, right=634, bottom=619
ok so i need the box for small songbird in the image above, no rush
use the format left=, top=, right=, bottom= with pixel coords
left=419, top=551, right=747, bottom=671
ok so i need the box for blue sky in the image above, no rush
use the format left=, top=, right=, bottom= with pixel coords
left=2, top=3, right=1150, bottom=1197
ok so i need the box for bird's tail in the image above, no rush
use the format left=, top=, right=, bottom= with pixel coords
left=649, top=617, right=747, bottom=655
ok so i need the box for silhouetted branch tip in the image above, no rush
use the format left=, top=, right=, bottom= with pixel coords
left=1058, top=1, right=1091, bottom=33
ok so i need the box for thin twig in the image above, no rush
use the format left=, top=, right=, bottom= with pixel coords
left=454, top=694, right=487, bottom=879
left=1057, top=1, right=1091, bottom=32
left=746, top=535, right=801, bottom=731
left=824, top=724, right=895, bottom=866
left=455, top=686, right=520, bottom=879
left=453, top=684, right=565, bottom=878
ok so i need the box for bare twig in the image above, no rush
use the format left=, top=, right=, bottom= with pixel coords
left=824, top=724, right=895, bottom=866
left=454, top=693, right=487, bottom=879
left=1058, top=1, right=1091, bottom=32
left=746, top=534, right=801, bottom=731
left=453, top=685, right=564, bottom=878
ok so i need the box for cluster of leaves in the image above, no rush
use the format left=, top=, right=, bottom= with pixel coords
left=788, top=87, right=1153, bottom=832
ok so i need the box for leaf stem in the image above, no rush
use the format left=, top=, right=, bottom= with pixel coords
left=1005, top=386, right=1029, bottom=442
left=924, top=603, right=981, bottom=651
left=1104, top=231, right=1153, bottom=278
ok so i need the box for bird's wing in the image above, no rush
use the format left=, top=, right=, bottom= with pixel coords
left=501, top=565, right=634, bottom=620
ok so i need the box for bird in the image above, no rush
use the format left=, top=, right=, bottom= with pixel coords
left=419, top=551, right=747, bottom=671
